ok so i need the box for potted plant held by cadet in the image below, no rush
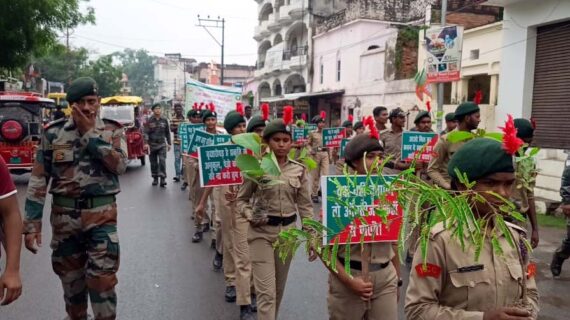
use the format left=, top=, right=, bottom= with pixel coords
left=274, top=115, right=539, bottom=318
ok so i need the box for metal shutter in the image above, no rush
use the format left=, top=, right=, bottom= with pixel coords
left=531, top=20, right=570, bottom=149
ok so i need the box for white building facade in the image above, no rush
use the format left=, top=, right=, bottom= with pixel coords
left=153, top=56, right=193, bottom=104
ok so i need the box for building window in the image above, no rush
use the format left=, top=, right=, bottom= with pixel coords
left=337, top=60, right=341, bottom=82
left=470, top=49, right=480, bottom=60
left=320, top=63, right=324, bottom=84
left=367, top=45, right=380, bottom=50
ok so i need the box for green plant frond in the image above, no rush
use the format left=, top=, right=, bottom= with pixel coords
left=447, top=131, right=475, bottom=143
left=232, top=133, right=261, bottom=155
left=322, top=244, right=331, bottom=266
left=302, top=157, right=317, bottom=170
left=484, top=132, right=504, bottom=142
left=331, top=237, right=340, bottom=273
left=491, top=234, right=504, bottom=256
left=236, top=154, right=261, bottom=171
left=344, top=244, right=351, bottom=276
left=261, top=152, right=282, bottom=177
left=495, top=215, right=516, bottom=249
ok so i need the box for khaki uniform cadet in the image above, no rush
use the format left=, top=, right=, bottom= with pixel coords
left=307, top=115, right=329, bottom=203
left=23, top=77, right=128, bottom=320
left=326, top=133, right=399, bottom=320
left=427, top=102, right=481, bottom=190
left=170, top=104, right=186, bottom=182
left=191, top=108, right=219, bottom=247
left=196, top=111, right=248, bottom=308
left=237, top=118, right=313, bottom=320
left=405, top=139, right=539, bottom=320
left=144, top=103, right=171, bottom=187
left=181, top=109, right=203, bottom=191
left=440, top=112, right=458, bottom=136
left=334, top=119, right=354, bottom=175
left=380, top=107, right=410, bottom=175
left=551, top=151, right=570, bottom=276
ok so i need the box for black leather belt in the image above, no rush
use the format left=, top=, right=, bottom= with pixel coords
left=317, top=147, right=329, bottom=151
left=53, top=195, right=116, bottom=209
left=266, top=215, right=297, bottom=226
left=338, top=258, right=390, bottom=272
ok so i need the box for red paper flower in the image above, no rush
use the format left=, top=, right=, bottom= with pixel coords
left=348, top=114, right=354, bottom=123
left=261, top=103, right=270, bottom=121
left=301, top=113, right=307, bottom=121
left=364, top=116, right=379, bottom=140
left=500, top=114, right=524, bottom=155
left=283, top=105, right=294, bottom=125
left=426, top=100, right=431, bottom=112
left=209, top=103, right=216, bottom=112
left=199, top=102, right=205, bottom=109
left=320, top=111, right=326, bottom=120
left=193, top=102, right=198, bottom=110
left=236, top=102, right=244, bottom=116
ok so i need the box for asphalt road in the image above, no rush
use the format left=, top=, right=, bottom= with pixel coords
left=1, top=153, right=570, bottom=319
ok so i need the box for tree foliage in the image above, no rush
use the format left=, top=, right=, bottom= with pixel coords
left=0, top=0, right=95, bottom=70
left=33, top=44, right=90, bottom=86
left=83, top=55, right=121, bottom=97
left=112, top=49, right=157, bottom=98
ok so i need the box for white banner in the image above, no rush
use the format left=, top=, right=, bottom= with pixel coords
left=265, top=42, right=284, bottom=71
left=185, top=79, right=242, bottom=123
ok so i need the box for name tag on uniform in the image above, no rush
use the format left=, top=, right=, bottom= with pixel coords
left=53, top=144, right=74, bottom=163
left=457, top=264, right=484, bottom=273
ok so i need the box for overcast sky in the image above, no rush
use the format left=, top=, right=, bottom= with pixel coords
left=72, top=0, right=258, bottom=65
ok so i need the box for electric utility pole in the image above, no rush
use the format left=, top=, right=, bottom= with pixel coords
left=436, top=0, right=448, bottom=132
left=196, top=15, right=226, bottom=85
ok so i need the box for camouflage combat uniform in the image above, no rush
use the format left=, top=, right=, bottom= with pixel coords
left=24, top=117, right=127, bottom=320
left=552, top=153, right=570, bottom=274
left=144, top=116, right=171, bottom=178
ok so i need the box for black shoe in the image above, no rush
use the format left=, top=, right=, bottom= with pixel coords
left=160, top=177, right=167, bottom=187
left=239, top=305, right=255, bottom=320
left=152, top=177, right=158, bottom=186
left=211, top=239, right=217, bottom=250
left=551, top=253, right=565, bottom=277
left=192, top=231, right=203, bottom=243
left=225, top=286, right=236, bottom=303
left=181, top=182, right=188, bottom=190
left=213, top=251, right=223, bottom=271
left=173, top=176, right=180, bottom=182
left=312, top=196, right=319, bottom=204
left=250, top=294, right=257, bottom=312
left=202, top=223, right=210, bottom=233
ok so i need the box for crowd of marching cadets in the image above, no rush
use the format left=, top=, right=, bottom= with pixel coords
left=173, top=100, right=540, bottom=320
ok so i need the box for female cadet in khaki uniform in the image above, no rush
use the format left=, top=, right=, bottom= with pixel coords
left=405, top=138, right=539, bottom=320
left=324, top=125, right=401, bottom=320
left=236, top=113, right=313, bottom=320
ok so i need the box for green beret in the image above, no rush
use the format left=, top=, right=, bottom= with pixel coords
left=353, top=121, right=364, bottom=130
left=311, top=115, right=324, bottom=124
left=514, top=118, right=534, bottom=139
left=344, top=134, right=383, bottom=168
left=151, top=103, right=162, bottom=110
left=445, top=112, right=456, bottom=122
left=66, top=77, right=98, bottom=103
left=187, top=110, right=196, bottom=118
left=454, top=102, right=480, bottom=120
left=414, top=111, right=431, bottom=124
left=448, top=138, right=514, bottom=182
left=223, top=111, right=246, bottom=133
left=247, top=116, right=266, bottom=133
left=389, top=107, right=406, bottom=119
left=202, top=110, right=217, bottom=122
left=342, top=120, right=353, bottom=128
left=263, top=119, right=291, bottom=140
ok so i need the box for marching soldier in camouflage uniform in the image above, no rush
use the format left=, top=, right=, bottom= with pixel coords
left=307, top=114, right=329, bottom=203
left=144, top=104, right=171, bottom=187
left=552, top=152, right=570, bottom=277
left=23, top=77, right=127, bottom=320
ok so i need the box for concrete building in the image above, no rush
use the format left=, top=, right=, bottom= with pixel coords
left=153, top=55, right=195, bottom=104
left=483, top=0, right=570, bottom=205
left=192, top=62, right=255, bottom=88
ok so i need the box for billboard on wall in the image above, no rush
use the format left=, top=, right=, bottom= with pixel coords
left=265, top=42, right=284, bottom=72
left=185, top=79, right=242, bottom=123
left=424, top=25, right=464, bottom=83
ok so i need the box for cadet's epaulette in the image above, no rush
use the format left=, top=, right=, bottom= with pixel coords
left=429, top=222, right=447, bottom=239
left=45, top=118, right=67, bottom=129
left=102, top=118, right=124, bottom=128
left=505, top=221, right=527, bottom=235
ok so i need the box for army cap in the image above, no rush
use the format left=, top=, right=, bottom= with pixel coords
left=262, top=119, right=291, bottom=140
left=247, top=115, right=266, bottom=133
left=312, top=115, right=325, bottom=124
left=454, top=102, right=480, bottom=121
left=414, top=111, right=431, bottom=124
left=202, top=109, right=217, bottom=122
left=342, top=120, right=353, bottom=128
left=224, top=111, right=246, bottom=133
left=448, top=138, right=514, bottom=182
left=514, top=118, right=534, bottom=139
left=445, top=112, right=456, bottom=122
left=389, top=107, right=406, bottom=119
left=66, top=77, right=98, bottom=103
left=151, top=103, right=162, bottom=110
left=344, top=134, right=384, bottom=168
left=187, top=110, right=196, bottom=118
left=353, top=121, right=364, bottom=131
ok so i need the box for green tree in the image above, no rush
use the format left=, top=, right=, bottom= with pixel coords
left=113, top=49, right=156, bottom=98
left=33, top=44, right=90, bottom=86
left=0, top=0, right=95, bottom=71
left=83, top=55, right=121, bottom=97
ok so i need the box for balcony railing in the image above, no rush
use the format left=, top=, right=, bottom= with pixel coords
left=282, top=45, right=308, bottom=61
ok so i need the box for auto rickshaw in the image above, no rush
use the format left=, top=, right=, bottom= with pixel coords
left=47, top=92, right=71, bottom=117
left=100, top=96, right=147, bottom=165
left=0, top=92, right=55, bottom=174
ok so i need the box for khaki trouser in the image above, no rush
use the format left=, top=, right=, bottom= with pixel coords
left=311, top=151, right=330, bottom=198
left=234, top=214, right=254, bottom=305
left=249, top=224, right=294, bottom=320
left=217, top=190, right=236, bottom=287
left=327, top=263, right=398, bottom=320
left=183, top=155, right=194, bottom=188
